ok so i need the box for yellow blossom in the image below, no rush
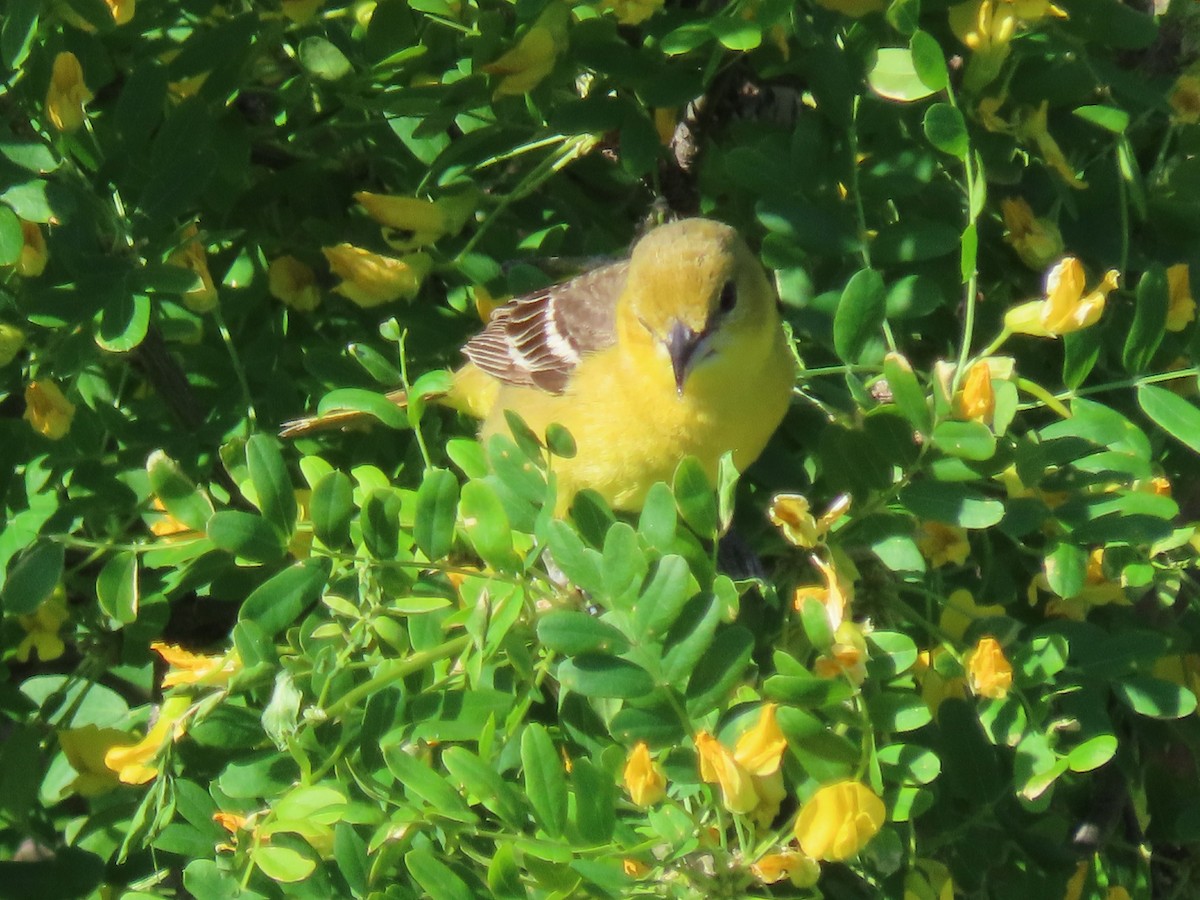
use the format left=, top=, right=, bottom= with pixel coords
left=1166, top=264, right=1196, bottom=333
left=601, top=0, right=664, bottom=25
left=268, top=256, right=321, bottom=312
left=482, top=4, right=569, bottom=97
left=168, top=225, right=219, bottom=313
left=1169, top=75, right=1200, bottom=125
left=1064, top=861, right=1089, bottom=900
left=355, top=191, right=476, bottom=250
left=734, top=704, right=787, bottom=776
left=940, top=588, right=1005, bottom=642
left=1031, top=548, right=1127, bottom=620
left=913, top=648, right=968, bottom=717
left=58, top=726, right=128, bottom=796
left=814, top=621, right=869, bottom=685
left=15, top=593, right=69, bottom=662
left=281, top=0, right=323, bottom=23
left=905, top=858, right=956, bottom=900
left=622, top=858, right=650, bottom=877
left=0, top=324, right=26, bottom=366
left=1153, top=654, right=1200, bottom=704
left=623, top=742, right=665, bottom=807
left=25, top=380, right=76, bottom=440
left=289, top=488, right=313, bottom=560
left=1017, top=101, right=1087, bottom=188
left=152, top=641, right=242, bottom=688
left=916, top=521, right=970, bottom=568
left=104, top=695, right=191, bottom=785
left=793, top=555, right=852, bottom=631
left=813, top=0, right=884, bottom=14
left=46, top=52, right=92, bottom=133
left=770, top=493, right=850, bottom=548
left=473, top=284, right=506, bottom=323
left=1000, top=197, right=1063, bottom=271
left=957, top=360, right=995, bottom=423
left=323, top=244, right=431, bottom=307
left=696, top=730, right=758, bottom=814
left=1005, top=257, right=1119, bottom=337
left=105, top=0, right=136, bottom=24
left=965, top=636, right=1012, bottom=699
left=16, top=220, right=48, bottom=277
left=751, top=848, right=821, bottom=887
left=793, top=780, right=885, bottom=861
left=652, top=108, right=677, bottom=145
left=949, top=0, right=1017, bottom=52
left=977, top=94, right=1011, bottom=132
left=213, top=811, right=249, bottom=834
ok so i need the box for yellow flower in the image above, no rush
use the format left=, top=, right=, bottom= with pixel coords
left=1016, top=101, right=1087, bottom=188
left=281, top=0, right=323, bottom=23
left=268, top=256, right=321, bottom=312
left=355, top=191, right=476, bottom=250
left=769, top=493, right=850, bottom=549
left=977, top=94, right=1011, bottom=132
left=1166, top=264, right=1196, bottom=332
left=473, top=284, right=506, bottom=323
left=1005, top=257, right=1119, bottom=337
left=949, top=0, right=1017, bottom=52
left=152, top=641, right=242, bottom=688
left=813, top=621, right=869, bottom=686
left=1064, top=861, right=1088, bottom=900
left=601, top=0, right=664, bottom=25
left=168, top=225, right=219, bottom=313
left=813, top=0, right=884, bottom=14
left=482, top=4, right=570, bottom=96
left=1031, top=548, right=1127, bottom=620
left=793, top=555, right=854, bottom=633
left=957, top=360, right=995, bottom=423
left=104, top=695, right=191, bottom=784
left=965, top=636, right=1012, bottom=699
left=105, top=0, right=136, bottom=24
left=905, top=858, right=956, bottom=900
left=734, top=703, right=787, bottom=776
left=1153, top=653, right=1200, bottom=705
left=58, top=726, right=128, bottom=796
left=46, top=52, right=92, bottom=133
left=793, top=780, right=885, bottom=862
left=653, top=108, right=677, bottom=146
left=913, top=648, right=968, bottom=717
left=1000, top=197, right=1063, bottom=271
left=16, top=220, right=49, bottom=277
left=751, top=848, right=821, bottom=887
left=696, top=730, right=758, bottom=814
left=1169, top=75, right=1200, bottom=125
left=0, top=324, right=25, bottom=366
left=213, top=811, right=249, bottom=834
left=24, top=380, right=76, bottom=440
left=939, top=588, right=1005, bottom=642
left=622, top=858, right=650, bottom=877
left=15, top=593, right=69, bottom=662
left=915, top=521, right=969, bottom=568
left=623, top=742, right=665, bottom=806
left=322, top=244, right=431, bottom=307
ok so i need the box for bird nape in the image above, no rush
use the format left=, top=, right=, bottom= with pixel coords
left=282, top=217, right=796, bottom=512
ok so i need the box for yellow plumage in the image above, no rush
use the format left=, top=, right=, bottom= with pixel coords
left=285, top=218, right=795, bottom=511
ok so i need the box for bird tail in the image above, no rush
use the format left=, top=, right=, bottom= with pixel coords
left=278, top=389, right=410, bottom=439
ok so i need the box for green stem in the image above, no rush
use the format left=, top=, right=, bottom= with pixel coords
left=1016, top=377, right=1072, bottom=419
left=848, top=95, right=897, bottom=355
left=975, top=326, right=1012, bottom=362
left=945, top=85, right=982, bottom=396
left=213, top=307, right=257, bottom=433
left=321, top=635, right=471, bottom=719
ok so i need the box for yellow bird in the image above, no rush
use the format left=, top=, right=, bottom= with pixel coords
left=284, top=218, right=796, bottom=511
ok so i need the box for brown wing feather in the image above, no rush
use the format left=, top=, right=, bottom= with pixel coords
left=463, top=261, right=628, bottom=394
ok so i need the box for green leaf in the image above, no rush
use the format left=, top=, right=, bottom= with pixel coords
left=414, top=468, right=459, bottom=561
left=383, top=745, right=476, bottom=823
left=247, top=434, right=297, bottom=535
left=834, top=268, right=886, bottom=364
left=1073, top=104, right=1129, bottom=134
left=869, top=692, right=932, bottom=732
left=96, top=552, right=139, bottom=624
left=2, top=540, right=64, bottom=615
left=866, top=631, right=918, bottom=678
left=923, top=103, right=968, bottom=158
left=883, top=352, right=931, bottom=434
left=877, top=743, right=941, bottom=784
left=1044, top=543, right=1086, bottom=601
left=1, top=0, right=39, bottom=70
left=1138, top=384, right=1200, bottom=455
left=685, top=626, right=754, bottom=717
left=95, top=293, right=151, bottom=352
left=633, top=555, right=695, bottom=640
left=442, top=747, right=524, bottom=826
left=710, top=17, right=761, bottom=51
left=1067, top=734, right=1118, bottom=772
left=909, top=31, right=948, bottom=91
left=459, top=480, right=518, bottom=571
left=0, top=205, right=21, bottom=266
left=299, top=36, right=353, bottom=80
left=147, top=451, right=214, bottom=535
left=930, top=420, right=996, bottom=461
left=1113, top=676, right=1197, bottom=719
left=207, top=510, right=286, bottom=562
left=316, top=388, right=408, bottom=430
left=899, top=481, right=1005, bottom=528
left=310, top=470, right=353, bottom=548
left=521, top=724, right=568, bottom=838
left=1123, top=266, right=1168, bottom=374
left=868, top=47, right=937, bottom=102
left=545, top=422, right=576, bottom=458
left=673, top=456, right=717, bottom=537
left=538, top=611, right=631, bottom=656
left=238, top=558, right=331, bottom=638
left=571, top=758, right=615, bottom=844
left=558, top=654, right=655, bottom=699
left=253, top=845, right=316, bottom=883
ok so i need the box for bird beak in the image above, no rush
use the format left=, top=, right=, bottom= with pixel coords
left=666, top=320, right=702, bottom=395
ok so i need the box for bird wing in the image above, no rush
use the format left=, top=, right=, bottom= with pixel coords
left=463, top=260, right=628, bottom=394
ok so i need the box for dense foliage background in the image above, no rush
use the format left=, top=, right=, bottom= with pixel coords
left=3, top=0, right=1200, bottom=896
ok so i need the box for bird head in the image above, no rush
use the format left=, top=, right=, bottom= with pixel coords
left=620, top=219, right=780, bottom=395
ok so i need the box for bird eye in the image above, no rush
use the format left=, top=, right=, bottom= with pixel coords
left=717, top=280, right=738, bottom=315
